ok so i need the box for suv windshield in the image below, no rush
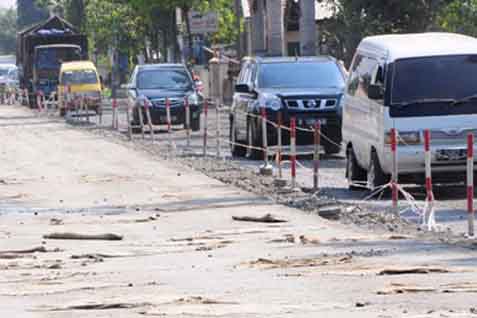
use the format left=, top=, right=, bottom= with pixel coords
left=258, top=62, right=344, bottom=89
left=137, top=69, right=192, bottom=90
left=62, top=70, right=98, bottom=85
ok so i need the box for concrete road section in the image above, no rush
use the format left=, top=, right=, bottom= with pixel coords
left=2, top=104, right=477, bottom=317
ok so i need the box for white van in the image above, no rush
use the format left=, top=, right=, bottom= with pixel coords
left=342, top=33, right=477, bottom=189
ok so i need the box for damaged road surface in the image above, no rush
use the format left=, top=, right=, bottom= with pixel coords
left=2, top=105, right=477, bottom=317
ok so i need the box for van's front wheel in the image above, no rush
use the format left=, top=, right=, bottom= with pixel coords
left=367, top=150, right=390, bottom=190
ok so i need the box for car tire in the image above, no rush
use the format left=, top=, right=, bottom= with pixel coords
left=368, top=150, right=390, bottom=190
left=230, top=117, right=246, bottom=157
left=191, top=116, right=201, bottom=132
left=346, top=147, right=367, bottom=190
left=246, top=118, right=263, bottom=160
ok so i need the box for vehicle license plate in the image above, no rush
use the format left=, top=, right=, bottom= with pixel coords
left=302, top=118, right=327, bottom=126
left=436, top=148, right=467, bottom=161
left=161, top=116, right=177, bottom=122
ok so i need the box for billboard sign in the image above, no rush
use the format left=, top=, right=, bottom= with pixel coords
left=188, top=11, right=218, bottom=34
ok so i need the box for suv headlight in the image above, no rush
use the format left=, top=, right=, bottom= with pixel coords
left=385, top=131, right=421, bottom=145
left=259, top=94, right=282, bottom=111
left=137, top=95, right=150, bottom=107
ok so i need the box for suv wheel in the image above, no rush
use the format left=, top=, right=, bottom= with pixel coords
left=246, top=119, right=263, bottom=160
left=230, top=117, right=246, bottom=157
left=367, top=150, right=390, bottom=190
left=346, top=147, right=366, bottom=190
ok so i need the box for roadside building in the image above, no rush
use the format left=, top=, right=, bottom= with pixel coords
left=241, top=0, right=335, bottom=57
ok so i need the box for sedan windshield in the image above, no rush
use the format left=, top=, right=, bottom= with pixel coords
left=258, top=62, right=345, bottom=89
left=392, top=55, right=477, bottom=104
left=137, top=69, right=192, bottom=90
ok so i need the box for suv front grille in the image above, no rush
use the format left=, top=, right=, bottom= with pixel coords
left=151, top=98, right=184, bottom=108
left=284, top=97, right=337, bottom=109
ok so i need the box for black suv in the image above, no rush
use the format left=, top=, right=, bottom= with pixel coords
left=127, top=64, right=203, bottom=131
left=230, top=56, right=346, bottom=159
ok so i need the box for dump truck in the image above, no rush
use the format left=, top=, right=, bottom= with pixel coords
left=16, top=16, right=88, bottom=107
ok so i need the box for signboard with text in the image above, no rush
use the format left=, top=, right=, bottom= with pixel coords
left=188, top=11, right=218, bottom=34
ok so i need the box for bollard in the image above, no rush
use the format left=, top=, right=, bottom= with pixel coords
left=291, top=117, right=297, bottom=189
left=165, top=97, right=172, bottom=148
left=112, top=98, right=117, bottom=129
left=137, top=103, right=145, bottom=139
left=203, top=99, right=208, bottom=156
left=36, top=91, right=41, bottom=112
left=145, top=99, right=154, bottom=141
left=261, top=107, right=268, bottom=165
left=277, top=111, right=283, bottom=179
left=424, top=129, right=434, bottom=225
left=391, top=128, right=399, bottom=215
left=313, top=121, right=321, bottom=192
left=468, top=133, right=474, bottom=237
left=25, top=89, right=29, bottom=107
left=216, top=98, right=221, bottom=158
left=185, top=97, right=191, bottom=149
left=126, top=99, right=133, bottom=140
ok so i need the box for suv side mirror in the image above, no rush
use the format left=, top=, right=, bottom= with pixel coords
left=235, top=83, right=252, bottom=94
left=368, top=84, right=383, bottom=100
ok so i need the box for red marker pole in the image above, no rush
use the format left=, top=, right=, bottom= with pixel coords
left=277, top=111, right=283, bottom=179
left=467, top=133, right=474, bottom=237
left=166, top=98, right=172, bottom=147
left=203, top=99, right=208, bottom=156
left=313, top=121, right=321, bottom=192
left=424, top=130, right=434, bottom=201
left=145, top=98, right=154, bottom=141
left=391, top=128, right=399, bottom=214
left=112, top=98, right=117, bottom=129
left=291, top=117, right=297, bottom=189
left=261, top=107, right=268, bottom=165
left=184, top=97, right=191, bottom=149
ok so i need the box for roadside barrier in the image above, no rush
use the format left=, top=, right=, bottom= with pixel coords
left=390, top=128, right=399, bottom=215
left=468, top=133, right=474, bottom=237
left=203, top=99, right=208, bottom=156
left=216, top=98, right=221, bottom=158
left=166, top=98, right=172, bottom=148
left=185, top=97, right=191, bottom=149
left=313, top=122, right=321, bottom=192
left=290, top=117, right=297, bottom=189
left=423, top=129, right=436, bottom=230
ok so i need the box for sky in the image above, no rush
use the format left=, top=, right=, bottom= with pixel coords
left=0, top=0, right=16, bottom=9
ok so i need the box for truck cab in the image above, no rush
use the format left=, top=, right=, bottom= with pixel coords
left=33, top=44, right=82, bottom=98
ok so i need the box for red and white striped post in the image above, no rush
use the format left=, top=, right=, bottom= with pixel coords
left=277, top=111, right=283, bottom=179
left=112, top=98, right=118, bottom=129
left=216, top=98, right=221, bottom=158
left=313, top=121, right=321, bottom=192
left=203, top=99, right=209, bottom=156
left=291, top=117, right=297, bottom=189
left=467, top=133, right=474, bottom=237
left=184, top=97, right=191, bottom=149
left=24, top=89, right=29, bottom=106
left=166, top=97, right=172, bottom=148
left=144, top=98, right=154, bottom=141
left=261, top=107, right=268, bottom=165
left=424, top=129, right=435, bottom=228
left=391, top=128, right=399, bottom=214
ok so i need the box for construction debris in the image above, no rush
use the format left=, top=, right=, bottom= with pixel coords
left=232, top=214, right=287, bottom=223
left=246, top=255, right=353, bottom=269
left=378, top=267, right=451, bottom=275
left=43, top=232, right=123, bottom=241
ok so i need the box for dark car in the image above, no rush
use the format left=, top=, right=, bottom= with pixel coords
left=230, top=56, right=346, bottom=159
left=127, top=64, right=203, bottom=131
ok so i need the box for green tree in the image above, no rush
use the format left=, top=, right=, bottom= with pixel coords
left=0, top=7, right=17, bottom=54
left=321, top=0, right=453, bottom=65
left=438, top=0, right=477, bottom=36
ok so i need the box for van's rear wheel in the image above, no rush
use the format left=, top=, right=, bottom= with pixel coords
left=346, top=147, right=366, bottom=190
left=367, top=150, right=390, bottom=190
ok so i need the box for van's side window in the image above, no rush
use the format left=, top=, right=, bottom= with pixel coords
left=347, top=54, right=363, bottom=96
left=355, top=56, right=379, bottom=98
